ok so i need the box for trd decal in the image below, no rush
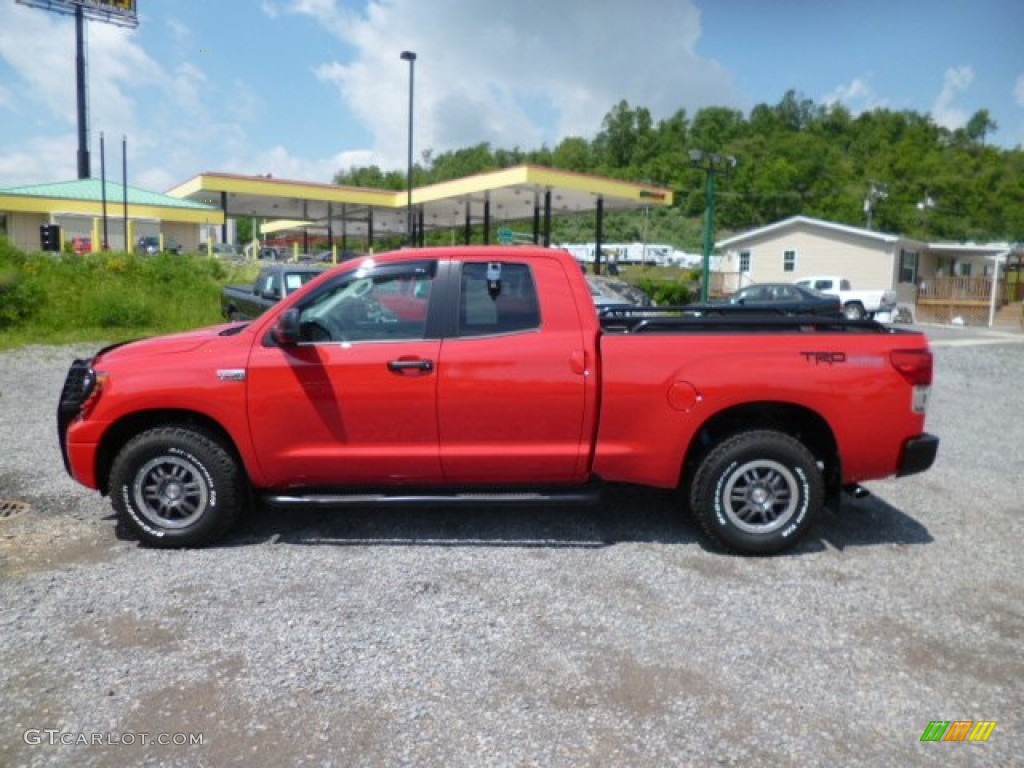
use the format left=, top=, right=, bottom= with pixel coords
left=800, top=351, right=847, bottom=365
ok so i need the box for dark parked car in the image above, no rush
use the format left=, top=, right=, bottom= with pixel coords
left=135, top=235, right=182, bottom=255
left=202, top=242, right=240, bottom=257
left=690, top=282, right=842, bottom=316
left=260, top=246, right=282, bottom=261
left=221, top=263, right=325, bottom=321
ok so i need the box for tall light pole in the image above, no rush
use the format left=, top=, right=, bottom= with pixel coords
left=864, top=180, right=888, bottom=230
left=690, top=150, right=736, bottom=302
left=400, top=50, right=417, bottom=246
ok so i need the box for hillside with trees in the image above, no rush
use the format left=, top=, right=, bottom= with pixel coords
left=333, top=91, right=1024, bottom=251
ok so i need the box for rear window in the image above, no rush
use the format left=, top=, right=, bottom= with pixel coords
left=285, top=272, right=319, bottom=292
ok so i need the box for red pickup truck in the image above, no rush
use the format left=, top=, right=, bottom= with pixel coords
left=57, top=246, right=937, bottom=555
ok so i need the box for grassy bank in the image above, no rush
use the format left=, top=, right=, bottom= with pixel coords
left=0, top=238, right=259, bottom=350
left=0, top=237, right=702, bottom=350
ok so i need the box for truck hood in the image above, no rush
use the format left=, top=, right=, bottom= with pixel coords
left=94, top=323, right=249, bottom=366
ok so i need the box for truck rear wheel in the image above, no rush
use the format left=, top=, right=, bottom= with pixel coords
left=690, top=430, right=823, bottom=555
left=110, top=426, right=244, bottom=547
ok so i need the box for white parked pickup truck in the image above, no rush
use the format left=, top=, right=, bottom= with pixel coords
left=794, top=276, right=898, bottom=320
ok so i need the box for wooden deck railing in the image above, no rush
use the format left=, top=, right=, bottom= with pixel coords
left=918, top=276, right=1005, bottom=303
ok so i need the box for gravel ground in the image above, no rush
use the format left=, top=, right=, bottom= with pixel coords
left=1, top=327, right=1022, bottom=767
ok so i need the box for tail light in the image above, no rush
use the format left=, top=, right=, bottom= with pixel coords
left=890, top=349, right=933, bottom=386
left=891, top=348, right=932, bottom=413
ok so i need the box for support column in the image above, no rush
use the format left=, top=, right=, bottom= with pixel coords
left=594, top=196, right=604, bottom=276
left=299, top=200, right=307, bottom=254
left=367, top=209, right=374, bottom=254
left=483, top=196, right=491, bottom=245
left=543, top=189, right=552, bottom=247
left=341, top=206, right=348, bottom=254
left=464, top=199, right=472, bottom=244
left=327, top=202, right=333, bottom=251
left=221, top=191, right=228, bottom=243
left=532, top=190, right=540, bottom=244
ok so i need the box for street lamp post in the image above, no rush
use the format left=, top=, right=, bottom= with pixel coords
left=690, top=150, right=736, bottom=302
left=864, top=180, right=888, bottom=230
left=400, top=51, right=417, bottom=246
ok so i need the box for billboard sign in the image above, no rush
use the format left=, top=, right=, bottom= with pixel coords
left=16, top=0, right=138, bottom=28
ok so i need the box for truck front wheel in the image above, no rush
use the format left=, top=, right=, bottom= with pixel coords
left=689, top=430, right=823, bottom=555
left=110, top=426, right=244, bottom=547
left=843, top=302, right=865, bottom=320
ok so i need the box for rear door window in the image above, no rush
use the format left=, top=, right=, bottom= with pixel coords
left=458, top=262, right=540, bottom=337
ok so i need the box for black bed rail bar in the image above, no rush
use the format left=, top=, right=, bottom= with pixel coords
left=597, top=305, right=886, bottom=334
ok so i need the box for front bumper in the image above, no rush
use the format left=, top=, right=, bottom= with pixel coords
left=57, top=358, right=94, bottom=476
left=896, top=433, right=939, bottom=477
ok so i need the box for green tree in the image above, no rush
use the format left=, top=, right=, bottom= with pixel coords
left=550, top=137, right=592, bottom=172
left=334, top=165, right=406, bottom=190
left=328, top=95, right=1023, bottom=247
left=966, top=109, right=998, bottom=145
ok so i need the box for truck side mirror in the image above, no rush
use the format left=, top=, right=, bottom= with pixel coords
left=272, top=308, right=301, bottom=346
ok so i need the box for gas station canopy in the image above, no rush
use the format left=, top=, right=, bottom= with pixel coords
left=167, top=164, right=673, bottom=243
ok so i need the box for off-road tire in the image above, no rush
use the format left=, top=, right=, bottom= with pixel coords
left=110, top=426, right=244, bottom=548
left=689, top=430, right=823, bottom=555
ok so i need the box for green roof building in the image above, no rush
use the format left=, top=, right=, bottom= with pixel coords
left=0, top=178, right=223, bottom=253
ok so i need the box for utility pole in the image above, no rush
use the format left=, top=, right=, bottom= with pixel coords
left=690, top=150, right=737, bottom=302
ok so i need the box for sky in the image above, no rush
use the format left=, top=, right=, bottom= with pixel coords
left=0, top=0, right=1021, bottom=192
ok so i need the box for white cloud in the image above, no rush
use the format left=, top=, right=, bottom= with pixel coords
left=0, top=3, right=181, bottom=184
left=165, top=17, right=190, bottom=44
left=87, top=23, right=167, bottom=138
left=283, top=0, right=734, bottom=170
left=0, top=135, right=78, bottom=184
left=0, top=5, right=273, bottom=188
left=272, top=0, right=352, bottom=38
left=1, top=0, right=738, bottom=187
left=0, top=5, right=79, bottom=125
left=823, top=77, right=886, bottom=114
left=932, top=65, right=974, bottom=130
left=246, top=145, right=363, bottom=181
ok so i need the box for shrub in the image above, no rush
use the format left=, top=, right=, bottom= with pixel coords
left=0, top=269, right=44, bottom=328
left=633, top=276, right=694, bottom=306
left=85, top=290, right=156, bottom=329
